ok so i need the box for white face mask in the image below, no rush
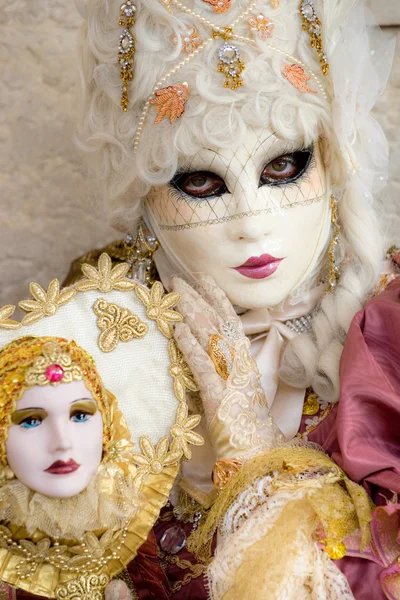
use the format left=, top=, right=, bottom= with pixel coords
left=6, top=380, right=103, bottom=499
left=146, top=126, right=332, bottom=309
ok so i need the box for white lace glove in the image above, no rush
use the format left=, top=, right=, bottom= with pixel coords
left=105, top=579, right=133, bottom=600
left=171, top=276, right=284, bottom=466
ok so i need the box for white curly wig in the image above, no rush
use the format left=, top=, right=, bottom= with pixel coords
left=75, top=0, right=395, bottom=402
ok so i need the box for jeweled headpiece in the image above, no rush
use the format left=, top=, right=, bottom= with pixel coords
left=76, top=0, right=394, bottom=233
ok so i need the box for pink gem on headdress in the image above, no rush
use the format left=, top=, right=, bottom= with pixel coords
left=45, top=364, right=64, bottom=383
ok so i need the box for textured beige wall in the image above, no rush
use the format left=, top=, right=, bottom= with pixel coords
left=0, top=1, right=399, bottom=307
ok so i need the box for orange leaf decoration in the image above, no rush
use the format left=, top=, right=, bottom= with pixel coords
left=282, top=64, right=317, bottom=95
left=150, top=83, right=190, bottom=125
left=202, top=0, right=231, bottom=13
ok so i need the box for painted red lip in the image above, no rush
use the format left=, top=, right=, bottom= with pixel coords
left=45, top=459, right=80, bottom=475
left=234, top=254, right=285, bottom=280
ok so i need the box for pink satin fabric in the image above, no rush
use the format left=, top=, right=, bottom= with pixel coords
left=309, top=278, right=400, bottom=599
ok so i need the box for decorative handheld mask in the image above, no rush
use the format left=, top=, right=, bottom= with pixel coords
left=0, top=254, right=202, bottom=599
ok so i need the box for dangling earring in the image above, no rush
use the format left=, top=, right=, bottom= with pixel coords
left=124, top=219, right=159, bottom=286
left=326, top=195, right=340, bottom=293
left=118, top=1, right=137, bottom=111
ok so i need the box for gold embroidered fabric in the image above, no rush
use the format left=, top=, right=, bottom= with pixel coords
left=55, top=574, right=109, bottom=599
left=210, top=337, right=284, bottom=459
left=93, top=298, right=148, bottom=353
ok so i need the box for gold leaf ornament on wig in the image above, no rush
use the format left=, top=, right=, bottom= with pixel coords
left=93, top=298, right=148, bottom=353
left=0, top=306, right=21, bottom=331
left=135, top=281, right=183, bottom=338
left=75, top=253, right=136, bottom=293
left=282, top=64, right=317, bottom=94
left=168, top=340, right=199, bottom=402
left=19, top=280, right=76, bottom=325
left=150, top=82, right=190, bottom=124
left=170, top=402, right=203, bottom=460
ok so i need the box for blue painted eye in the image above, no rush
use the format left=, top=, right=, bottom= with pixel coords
left=71, top=412, right=90, bottom=423
left=20, top=417, right=42, bottom=429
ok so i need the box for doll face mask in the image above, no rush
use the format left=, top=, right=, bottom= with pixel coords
left=6, top=380, right=103, bottom=499
left=146, top=126, right=331, bottom=309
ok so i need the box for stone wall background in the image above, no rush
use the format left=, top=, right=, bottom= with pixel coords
left=0, top=0, right=399, bottom=306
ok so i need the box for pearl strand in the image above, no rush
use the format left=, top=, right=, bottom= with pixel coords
left=170, top=0, right=258, bottom=31
left=133, top=38, right=213, bottom=150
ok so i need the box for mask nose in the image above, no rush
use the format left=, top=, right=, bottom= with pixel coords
left=48, top=419, right=73, bottom=454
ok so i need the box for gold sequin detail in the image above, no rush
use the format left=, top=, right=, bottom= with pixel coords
left=93, top=298, right=148, bottom=353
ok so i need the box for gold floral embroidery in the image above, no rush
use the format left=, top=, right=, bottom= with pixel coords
left=282, top=64, right=317, bottom=94
left=24, top=341, right=83, bottom=387
left=168, top=340, right=198, bottom=401
left=0, top=305, right=20, bottom=331
left=55, top=574, right=109, bottom=600
left=19, top=280, right=76, bottom=325
left=93, top=298, right=148, bottom=353
left=170, top=402, right=203, bottom=460
left=75, top=253, right=136, bottom=293
left=135, top=281, right=182, bottom=338
left=131, top=436, right=182, bottom=476
left=150, top=83, right=190, bottom=125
